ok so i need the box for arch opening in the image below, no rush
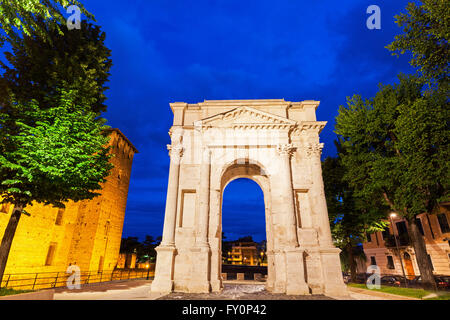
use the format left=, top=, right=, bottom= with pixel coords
left=219, top=161, right=271, bottom=283
left=222, top=178, right=267, bottom=269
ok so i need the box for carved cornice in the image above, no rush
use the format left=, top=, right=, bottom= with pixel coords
left=291, top=121, right=327, bottom=135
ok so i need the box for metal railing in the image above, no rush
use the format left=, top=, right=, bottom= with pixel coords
left=0, top=268, right=155, bottom=291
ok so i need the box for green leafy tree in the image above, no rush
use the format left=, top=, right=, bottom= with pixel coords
left=141, top=235, right=158, bottom=262
left=0, top=19, right=112, bottom=114
left=0, top=0, right=93, bottom=45
left=387, top=0, right=449, bottom=87
left=0, top=89, right=112, bottom=285
left=323, top=150, right=388, bottom=282
left=335, top=74, right=449, bottom=289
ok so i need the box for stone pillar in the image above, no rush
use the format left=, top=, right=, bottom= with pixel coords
left=276, top=144, right=298, bottom=247
left=307, top=142, right=348, bottom=296
left=151, top=143, right=183, bottom=293
left=188, top=147, right=211, bottom=292
left=307, top=142, right=333, bottom=247
left=275, top=144, right=309, bottom=295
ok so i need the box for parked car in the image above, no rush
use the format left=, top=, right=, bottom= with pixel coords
left=380, top=275, right=407, bottom=287
left=408, top=275, right=450, bottom=290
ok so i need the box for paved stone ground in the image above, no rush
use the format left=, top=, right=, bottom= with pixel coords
left=158, top=284, right=334, bottom=300
left=54, top=280, right=165, bottom=300
left=53, top=279, right=415, bottom=300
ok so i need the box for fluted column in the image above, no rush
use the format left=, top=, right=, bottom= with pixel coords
left=197, top=147, right=211, bottom=246
left=307, top=142, right=333, bottom=248
left=151, top=142, right=183, bottom=293
left=160, top=144, right=183, bottom=247
left=274, top=143, right=309, bottom=295
left=276, top=143, right=298, bottom=248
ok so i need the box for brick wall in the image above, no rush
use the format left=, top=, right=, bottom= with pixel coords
left=0, top=129, right=137, bottom=279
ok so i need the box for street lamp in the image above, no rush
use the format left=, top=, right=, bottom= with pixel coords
left=389, top=213, right=408, bottom=287
left=146, top=261, right=150, bottom=280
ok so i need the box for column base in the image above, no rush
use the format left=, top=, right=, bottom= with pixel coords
left=320, top=247, right=349, bottom=297
left=188, top=245, right=211, bottom=293
left=150, top=278, right=174, bottom=293
left=304, top=248, right=325, bottom=295
left=285, top=248, right=310, bottom=295
left=150, top=245, right=177, bottom=293
left=210, top=279, right=223, bottom=292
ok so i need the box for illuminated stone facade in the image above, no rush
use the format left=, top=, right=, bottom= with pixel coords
left=151, top=99, right=348, bottom=296
left=0, top=129, right=137, bottom=276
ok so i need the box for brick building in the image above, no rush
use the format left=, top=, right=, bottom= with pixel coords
left=0, top=129, right=137, bottom=276
left=362, top=203, right=450, bottom=278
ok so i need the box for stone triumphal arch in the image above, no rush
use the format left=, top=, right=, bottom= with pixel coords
left=151, top=99, right=347, bottom=296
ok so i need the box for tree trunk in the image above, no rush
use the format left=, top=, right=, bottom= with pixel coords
left=0, top=205, right=23, bottom=287
left=347, top=243, right=357, bottom=283
left=407, top=217, right=437, bottom=291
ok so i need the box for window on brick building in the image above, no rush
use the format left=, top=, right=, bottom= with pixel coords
left=437, top=213, right=450, bottom=234
left=387, top=256, right=395, bottom=269
left=45, top=242, right=57, bottom=266
left=0, top=203, right=10, bottom=213
left=55, top=208, right=65, bottom=226
left=396, top=221, right=408, bottom=236
left=381, top=226, right=390, bottom=239
left=370, top=256, right=377, bottom=266
left=366, top=233, right=372, bottom=242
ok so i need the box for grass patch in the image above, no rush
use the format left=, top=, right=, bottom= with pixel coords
left=348, top=283, right=450, bottom=300
left=0, top=288, right=34, bottom=297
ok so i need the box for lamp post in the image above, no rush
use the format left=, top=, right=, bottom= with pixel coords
left=389, top=213, right=408, bottom=287
left=146, top=260, right=150, bottom=280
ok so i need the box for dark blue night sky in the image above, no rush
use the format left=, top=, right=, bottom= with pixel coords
left=82, top=0, right=414, bottom=242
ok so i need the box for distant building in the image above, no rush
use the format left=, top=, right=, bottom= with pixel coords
left=362, top=203, right=450, bottom=277
left=117, top=253, right=137, bottom=269
left=0, top=129, right=137, bottom=277
left=227, top=242, right=260, bottom=266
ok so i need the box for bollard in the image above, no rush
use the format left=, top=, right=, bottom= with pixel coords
left=254, top=273, right=262, bottom=281
left=237, top=273, right=245, bottom=281
left=221, top=273, right=227, bottom=281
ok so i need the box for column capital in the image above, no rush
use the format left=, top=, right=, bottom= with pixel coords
left=276, top=143, right=295, bottom=156
left=306, top=142, right=324, bottom=158
left=167, top=144, right=184, bottom=160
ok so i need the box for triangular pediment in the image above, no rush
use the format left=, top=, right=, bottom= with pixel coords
left=195, top=106, right=297, bottom=129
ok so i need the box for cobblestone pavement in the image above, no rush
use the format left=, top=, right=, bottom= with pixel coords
left=158, top=284, right=335, bottom=300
